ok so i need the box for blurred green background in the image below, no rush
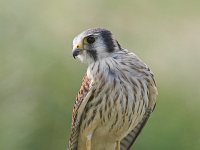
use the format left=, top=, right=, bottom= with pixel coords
left=0, top=0, right=200, bottom=150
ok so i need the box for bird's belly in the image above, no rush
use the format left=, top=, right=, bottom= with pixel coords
left=94, top=111, right=143, bottom=142
left=81, top=102, right=143, bottom=142
left=79, top=79, right=147, bottom=148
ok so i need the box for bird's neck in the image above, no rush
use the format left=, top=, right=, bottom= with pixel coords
left=87, top=57, right=114, bottom=82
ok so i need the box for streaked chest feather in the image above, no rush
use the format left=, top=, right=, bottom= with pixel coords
left=79, top=53, right=155, bottom=140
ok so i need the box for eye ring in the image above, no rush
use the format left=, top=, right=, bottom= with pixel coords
left=86, top=36, right=95, bottom=44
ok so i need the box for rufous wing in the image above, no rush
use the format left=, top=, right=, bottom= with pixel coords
left=68, top=75, right=91, bottom=150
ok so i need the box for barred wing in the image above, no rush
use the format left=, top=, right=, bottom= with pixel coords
left=120, top=108, right=152, bottom=150
left=120, top=78, right=157, bottom=150
left=68, top=75, right=92, bottom=150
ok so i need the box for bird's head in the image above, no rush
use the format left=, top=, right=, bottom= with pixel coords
left=72, top=28, right=121, bottom=64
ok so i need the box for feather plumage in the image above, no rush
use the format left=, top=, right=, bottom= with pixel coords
left=68, top=75, right=91, bottom=150
left=68, top=28, right=158, bottom=150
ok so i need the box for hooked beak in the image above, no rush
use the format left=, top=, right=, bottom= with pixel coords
left=72, top=43, right=83, bottom=59
left=72, top=49, right=81, bottom=59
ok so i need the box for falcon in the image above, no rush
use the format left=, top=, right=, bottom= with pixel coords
left=68, top=28, right=157, bottom=150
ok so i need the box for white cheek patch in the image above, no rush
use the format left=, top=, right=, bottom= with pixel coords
left=80, top=52, right=96, bottom=64
left=77, top=55, right=84, bottom=62
left=76, top=51, right=91, bottom=64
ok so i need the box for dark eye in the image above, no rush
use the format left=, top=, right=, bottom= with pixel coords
left=86, top=36, right=95, bottom=44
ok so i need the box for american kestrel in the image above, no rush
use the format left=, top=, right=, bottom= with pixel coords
left=68, top=28, right=157, bottom=150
